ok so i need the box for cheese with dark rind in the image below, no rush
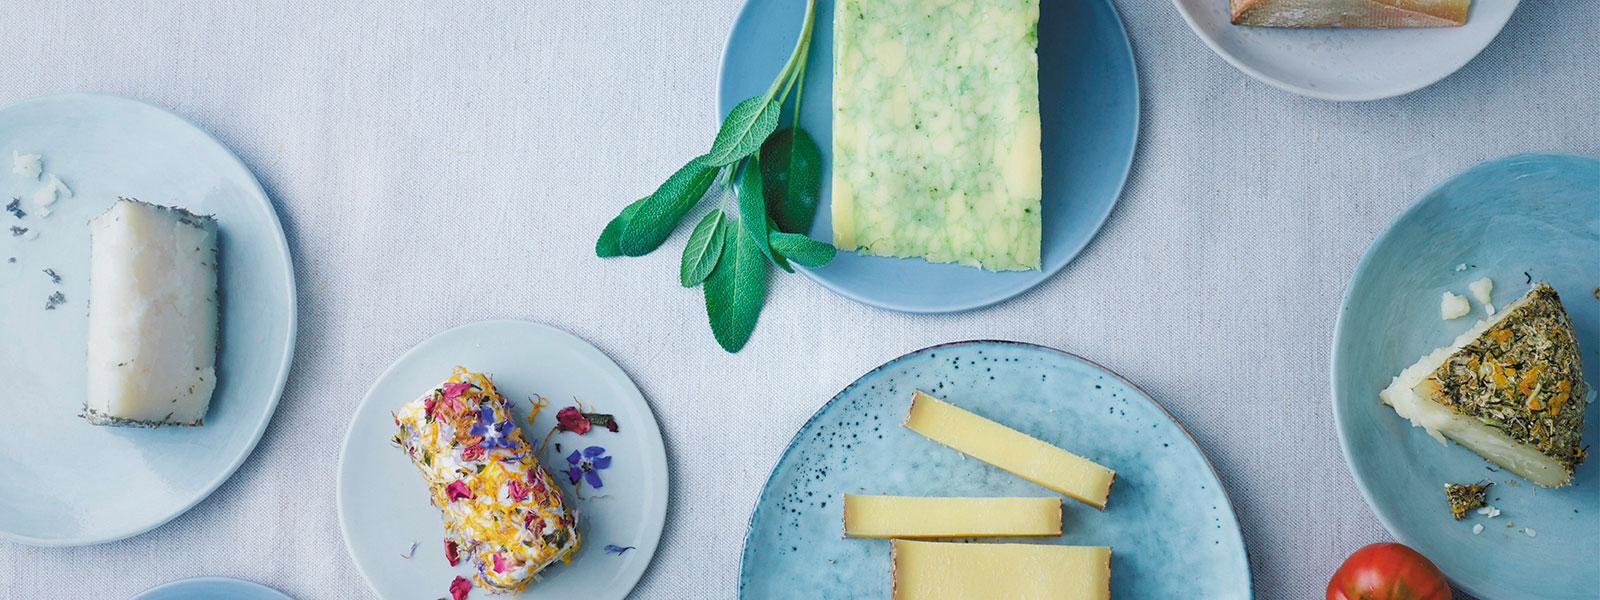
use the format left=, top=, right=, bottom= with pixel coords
left=1231, top=0, right=1471, bottom=27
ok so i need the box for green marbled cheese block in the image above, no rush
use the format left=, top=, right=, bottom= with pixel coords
left=831, top=0, right=1042, bottom=271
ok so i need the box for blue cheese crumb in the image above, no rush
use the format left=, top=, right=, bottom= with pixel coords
left=12, top=151, right=41, bottom=179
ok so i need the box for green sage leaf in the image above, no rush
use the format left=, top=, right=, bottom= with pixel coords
left=619, top=155, right=719, bottom=257
left=770, top=231, right=835, bottom=268
left=596, top=197, right=648, bottom=257
left=759, top=127, right=822, bottom=234
left=704, top=96, right=782, bottom=167
left=737, top=157, right=778, bottom=267
left=704, top=218, right=767, bottom=353
left=679, top=209, right=726, bottom=287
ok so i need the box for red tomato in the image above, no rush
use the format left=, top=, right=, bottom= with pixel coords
left=1327, top=542, right=1451, bottom=600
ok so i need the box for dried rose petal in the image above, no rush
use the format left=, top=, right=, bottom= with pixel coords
left=509, top=479, right=529, bottom=502
left=448, top=575, right=471, bottom=600
left=442, top=382, right=471, bottom=401
left=555, top=406, right=591, bottom=434
left=492, top=552, right=507, bottom=573
left=445, top=480, right=473, bottom=502
left=444, top=539, right=460, bottom=566
left=461, top=444, right=485, bottom=462
left=424, top=394, right=440, bottom=417
left=604, top=419, right=619, bottom=433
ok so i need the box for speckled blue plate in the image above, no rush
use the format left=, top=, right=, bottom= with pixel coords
left=1332, top=153, right=1600, bottom=600
left=717, top=0, right=1138, bottom=313
left=739, top=341, right=1250, bottom=598
left=129, top=576, right=294, bottom=600
left=0, top=93, right=296, bottom=546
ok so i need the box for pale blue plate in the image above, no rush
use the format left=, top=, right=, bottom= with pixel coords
left=717, top=0, right=1139, bottom=313
left=337, top=321, right=668, bottom=600
left=0, top=93, right=296, bottom=546
left=130, top=576, right=294, bottom=600
left=739, top=341, right=1251, bottom=598
left=1332, top=153, right=1600, bottom=600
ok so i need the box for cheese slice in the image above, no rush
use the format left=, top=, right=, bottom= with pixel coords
left=891, top=540, right=1110, bottom=600
left=1231, top=0, right=1471, bottom=27
left=903, top=391, right=1115, bottom=509
left=842, top=495, right=1061, bottom=538
left=831, top=0, right=1042, bottom=271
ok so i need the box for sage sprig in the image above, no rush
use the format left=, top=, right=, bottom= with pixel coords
left=597, top=0, right=827, bottom=353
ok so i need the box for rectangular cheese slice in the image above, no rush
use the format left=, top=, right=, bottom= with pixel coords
left=1232, top=0, right=1471, bottom=27
left=831, top=0, right=1042, bottom=271
left=891, top=540, right=1110, bottom=600
left=904, top=391, right=1115, bottom=509
left=842, top=495, right=1061, bottom=538
left=85, top=199, right=219, bottom=427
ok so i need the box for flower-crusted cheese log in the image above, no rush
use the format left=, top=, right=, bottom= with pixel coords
left=393, top=367, right=579, bottom=593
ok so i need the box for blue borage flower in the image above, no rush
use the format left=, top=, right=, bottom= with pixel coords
left=469, top=404, right=516, bottom=449
left=604, top=544, right=635, bottom=555
left=565, top=446, right=612, bottom=489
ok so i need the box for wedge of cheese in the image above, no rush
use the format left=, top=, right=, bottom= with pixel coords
left=831, top=0, right=1042, bottom=271
left=1231, top=0, right=1471, bottom=27
left=842, top=495, right=1061, bottom=538
left=891, top=540, right=1110, bottom=600
left=903, top=391, right=1115, bottom=509
left=1381, top=283, right=1588, bottom=487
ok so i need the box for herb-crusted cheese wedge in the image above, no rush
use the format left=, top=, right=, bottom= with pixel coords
left=1232, top=0, right=1471, bottom=27
left=1381, top=283, right=1588, bottom=487
left=832, top=0, right=1042, bottom=271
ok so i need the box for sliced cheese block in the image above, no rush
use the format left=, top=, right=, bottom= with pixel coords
left=831, top=0, right=1042, bottom=271
left=85, top=199, right=219, bottom=427
left=891, top=540, right=1110, bottom=600
left=842, top=495, right=1061, bottom=538
left=1232, top=0, right=1471, bottom=27
left=1381, top=283, right=1588, bottom=487
left=903, top=391, right=1115, bottom=509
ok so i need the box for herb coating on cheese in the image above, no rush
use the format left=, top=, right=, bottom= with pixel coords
left=832, top=0, right=1041, bottom=271
left=393, top=368, right=579, bottom=593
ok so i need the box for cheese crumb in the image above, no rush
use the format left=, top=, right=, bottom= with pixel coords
left=1472, top=523, right=1484, bottom=534
left=11, top=151, right=41, bottom=179
left=1475, top=505, right=1501, bottom=518
left=1523, top=528, right=1536, bottom=537
left=1454, top=264, right=1468, bottom=272
left=1469, top=277, right=1493, bottom=316
left=1441, top=291, right=1471, bottom=320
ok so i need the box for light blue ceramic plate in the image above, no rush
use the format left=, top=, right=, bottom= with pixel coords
left=337, top=321, right=668, bottom=600
left=1332, top=153, right=1600, bottom=600
left=739, top=341, right=1251, bottom=598
left=0, top=93, right=296, bottom=546
left=717, top=0, right=1139, bottom=313
left=130, top=576, right=294, bottom=600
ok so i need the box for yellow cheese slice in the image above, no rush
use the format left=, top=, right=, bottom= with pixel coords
left=1231, top=0, right=1471, bottom=27
left=903, top=390, right=1114, bottom=509
left=841, top=495, right=1061, bottom=538
left=891, top=540, right=1110, bottom=600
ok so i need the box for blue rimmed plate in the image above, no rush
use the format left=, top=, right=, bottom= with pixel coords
left=1332, top=153, right=1599, bottom=600
left=337, top=320, right=668, bottom=600
left=0, top=93, right=296, bottom=546
left=738, top=341, right=1250, bottom=598
left=717, top=0, right=1138, bottom=313
left=130, top=576, right=294, bottom=600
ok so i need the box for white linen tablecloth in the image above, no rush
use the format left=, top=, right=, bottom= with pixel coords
left=1, top=1, right=1596, bottom=598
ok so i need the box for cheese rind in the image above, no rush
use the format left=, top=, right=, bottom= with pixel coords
left=1231, top=0, right=1471, bottom=27
left=891, top=540, right=1110, bottom=600
left=85, top=199, right=219, bottom=427
left=903, top=391, right=1115, bottom=509
left=831, top=0, right=1042, bottom=271
left=842, top=495, right=1061, bottom=538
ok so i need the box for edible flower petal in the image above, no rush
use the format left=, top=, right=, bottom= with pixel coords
left=445, top=539, right=460, bottom=566
left=604, top=544, right=635, bottom=555
left=461, top=444, right=485, bottom=462
left=442, top=381, right=471, bottom=401
left=556, top=406, right=591, bottom=434
left=449, top=576, right=472, bottom=600
left=445, top=480, right=473, bottom=502
left=509, top=479, right=529, bottom=502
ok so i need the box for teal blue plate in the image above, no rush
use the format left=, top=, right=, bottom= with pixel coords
left=1332, top=153, right=1600, bottom=600
left=130, top=576, right=294, bottom=600
left=739, top=341, right=1251, bottom=598
left=0, top=93, right=296, bottom=546
left=717, top=0, right=1138, bottom=313
left=337, top=321, right=668, bottom=600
